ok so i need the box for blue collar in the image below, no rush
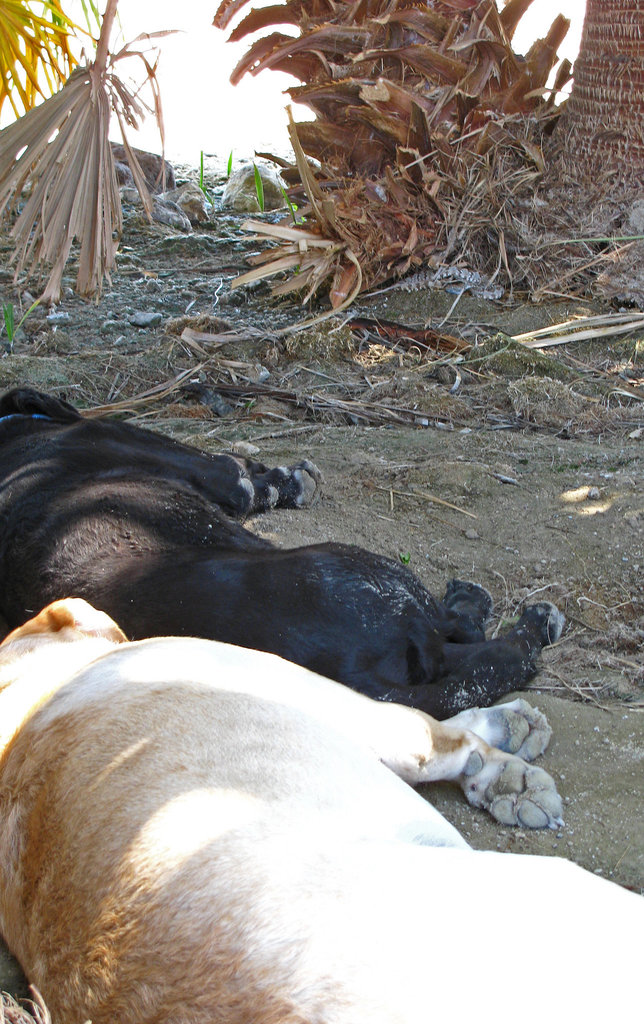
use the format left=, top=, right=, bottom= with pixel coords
left=0, top=412, right=51, bottom=424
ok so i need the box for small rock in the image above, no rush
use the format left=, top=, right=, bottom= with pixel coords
left=464, top=528, right=480, bottom=540
left=160, top=184, right=211, bottom=224
left=587, top=486, right=601, bottom=499
left=152, top=198, right=192, bottom=232
left=112, top=143, right=175, bottom=193
left=204, top=392, right=232, bottom=417
left=129, top=311, right=163, bottom=329
left=231, top=441, right=260, bottom=458
left=182, top=382, right=233, bottom=417
left=100, top=320, right=122, bottom=335
left=247, top=364, right=270, bottom=384
left=46, top=311, right=70, bottom=324
left=222, top=163, right=286, bottom=212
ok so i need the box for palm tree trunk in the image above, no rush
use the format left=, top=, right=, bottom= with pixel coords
left=555, top=0, right=644, bottom=178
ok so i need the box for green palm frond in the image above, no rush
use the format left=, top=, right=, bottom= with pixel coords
left=0, top=1, right=81, bottom=119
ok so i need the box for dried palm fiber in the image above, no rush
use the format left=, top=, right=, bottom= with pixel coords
left=214, top=0, right=571, bottom=306
left=0, top=0, right=167, bottom=302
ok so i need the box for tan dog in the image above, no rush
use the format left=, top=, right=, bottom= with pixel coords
left=0, top=600, right=640, bottom=1024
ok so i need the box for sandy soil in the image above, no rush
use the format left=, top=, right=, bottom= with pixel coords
left=0, top=155, right=642, bottom=997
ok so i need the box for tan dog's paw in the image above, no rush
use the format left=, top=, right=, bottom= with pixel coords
left=445, top=699, right=552, bottom=763
left=461, top=750, right=563, bottom=830
left=481, top=699, right=552, bottom=762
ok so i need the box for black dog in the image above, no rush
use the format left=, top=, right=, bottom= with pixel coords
left=0, top=387, right=563, bottom=718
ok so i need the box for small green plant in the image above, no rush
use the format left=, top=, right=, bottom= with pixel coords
left=226, top=151, right=233, bottom=177
left=280, top=184, right=302, bottom=225
left=253, top=164, right=265, bottom=213
left=399, top=552, right=411, bottom=565
left=2, top=298, right=40, bottom=351
left=198, top=151, right=214, bottom=204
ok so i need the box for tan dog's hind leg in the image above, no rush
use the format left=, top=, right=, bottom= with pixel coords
left=445, top=698, right=553, bottom=762
left=107, top=638, right=563, bottom=832
left=365, top=699, right=563, bottom=830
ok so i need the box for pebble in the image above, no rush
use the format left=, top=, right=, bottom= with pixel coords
left=100, top=320, right=122, bottom=335
left=464, top=528, right=479, bottom=540
left=129, top=311, right=163, bottom=328
left=46, top=311, right=71, bottom=324
left=247, top=364, right=270, bottom=384
left=231, top=441, right=260, bottom=458
left=159, top=184, right=211, bottom=225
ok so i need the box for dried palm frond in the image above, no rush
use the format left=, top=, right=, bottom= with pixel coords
left=0, top=0, right=78, bottom=119
left=0, top=0, right=170, bottom=302
left=214, top=0, right=571, bottom=306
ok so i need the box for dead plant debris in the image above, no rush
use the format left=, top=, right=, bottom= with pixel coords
left=214, top=0, right=574, bottom=307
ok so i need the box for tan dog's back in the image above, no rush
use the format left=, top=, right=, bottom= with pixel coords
left=0, top=603, right=641, bottom=1024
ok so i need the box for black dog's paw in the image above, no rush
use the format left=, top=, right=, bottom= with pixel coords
left=443, top=579, right=494, bottom=623
left=256, top=460, right=323, bottom=511
left=289, top=459, right=323, bottom=508
left=517, top=602, right=565, bottom=647
left=442, top=579, right=494, bottom=642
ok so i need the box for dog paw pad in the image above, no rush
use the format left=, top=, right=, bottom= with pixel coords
left=464, top=754, right=563, bottom=830
left=486, top=699, right=552, bottom=761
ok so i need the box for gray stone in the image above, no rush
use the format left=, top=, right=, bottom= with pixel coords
left=129, top=311, right=163, bottom=329
left=221, top=163, right=286, bottom=213
left=160, top=184, right=211, bottom=225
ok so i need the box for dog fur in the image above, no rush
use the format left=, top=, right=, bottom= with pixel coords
left=0, top=388, right=564, bottom=718
left=0, top=600, right=640, bottom=1024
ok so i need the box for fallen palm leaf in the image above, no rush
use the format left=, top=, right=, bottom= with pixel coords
left=1, top=988, right=51, bottom=1024
left=513, top=312, right=644, bottom=348
left=347, top=316, right=470, bottom=356
left=81, top=364, right=206, bottom=417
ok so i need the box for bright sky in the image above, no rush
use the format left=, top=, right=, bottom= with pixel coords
left=53, top=2, right=587, bottom=162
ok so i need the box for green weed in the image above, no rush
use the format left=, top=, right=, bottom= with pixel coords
left=280, top=185, right=302, bottom=225
left=253, top=164, right=265, bottom=213
left=198, top=151, right=214, bottom=204
left=2, top=298, right=40, bottom=351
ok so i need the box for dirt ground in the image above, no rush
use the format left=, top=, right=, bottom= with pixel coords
left=0, top=155, right=643, bottom=997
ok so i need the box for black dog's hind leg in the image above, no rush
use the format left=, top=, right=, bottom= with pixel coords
left=394, top=603, right=564, bottom=720
left=431, top=603, right=565, bottom=718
